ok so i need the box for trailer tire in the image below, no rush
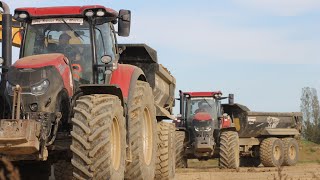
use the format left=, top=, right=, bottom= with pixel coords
left=125, top=81, right=157, bottom=180
left=260, top=138, right=284, bottom=167
left=175, top=131, right=187, bottom=168
left=282, top=138, right=299, bottom=166
left=54, top=160, right=73, bottom=180
left=219, top=131, right=240, bottom=169
left=71, top=94, right=125, bottom=180
left=240, top=157, right=261, bottom=167
left=155, top=121, right=175, bottom=180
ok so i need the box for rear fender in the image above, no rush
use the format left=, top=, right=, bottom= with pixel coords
left=110, top=64, right=146, bottom=102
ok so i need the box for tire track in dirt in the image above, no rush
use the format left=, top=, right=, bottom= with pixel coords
left=175, top=163, right=320, bottom=180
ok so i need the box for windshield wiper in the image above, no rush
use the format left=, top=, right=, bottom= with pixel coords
left=61, top=18, right=84, bottom=41
left=203, top=98, right=213, bottom=109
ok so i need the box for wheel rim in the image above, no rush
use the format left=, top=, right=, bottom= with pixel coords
left=288, top=144, right=296, bottom=160
left=273, top=144, right=281, bottom=161
left=142, top=107, right=153, bottom=165
left=111, top=117, right=121, bottom=170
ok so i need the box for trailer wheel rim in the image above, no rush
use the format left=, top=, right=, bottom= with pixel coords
left=273, top=145, right=281, bottom=161
left=288, top=144, right=296, bottom=160
left=111, top=117, right=121, bottom=170
left=142, top=107, right=153, bottom=165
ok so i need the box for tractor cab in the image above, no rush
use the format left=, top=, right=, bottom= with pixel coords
left=177, top=91, right=224, bottom=159
left=11, top=6, right=130, bottom=88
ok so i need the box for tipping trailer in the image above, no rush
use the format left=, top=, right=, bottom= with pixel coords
left=223, top=104, right=302, bottom=167
left=175, top=91, right=302, bottom=168
left=0, top=2, right=176, bottom=179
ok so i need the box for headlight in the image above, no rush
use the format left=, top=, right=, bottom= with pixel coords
left=194, top=127, right=199, bottom=131
left=31, top=80, right=50, bottom=96
left=6, top=82, right=14, bottom=96
left=204, top=127, right=212, bottom=131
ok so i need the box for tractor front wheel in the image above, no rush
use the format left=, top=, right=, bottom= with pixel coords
left=71, top=94, right=126, bottom=180
left=219, top=131, right=240, bottom=169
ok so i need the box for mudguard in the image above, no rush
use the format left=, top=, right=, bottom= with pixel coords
left=110, top=64, right=146, bottom=102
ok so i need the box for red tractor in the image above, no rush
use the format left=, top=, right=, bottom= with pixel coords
left=0, top=2, right=176, bottom=179
left=175, top=90, right=239, bottom=168
left=175, top=90, right=302, bottom=169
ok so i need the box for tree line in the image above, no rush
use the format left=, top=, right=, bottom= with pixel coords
left=300, top=87, right=320, bottom=143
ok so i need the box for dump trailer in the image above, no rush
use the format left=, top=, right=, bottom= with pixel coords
left=0, top=2, right=176, bottom=179
left=223, top=104, right=302, bottom=167
left=174, top=90, right=302, bottom=169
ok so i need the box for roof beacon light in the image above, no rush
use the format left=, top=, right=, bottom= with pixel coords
left=96, top=10, right=105, bottom=17
left=85, top=10, right=94, bottom=17
left=18, top=12, right=28, bottom=19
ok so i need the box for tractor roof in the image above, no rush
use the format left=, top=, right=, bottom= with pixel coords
left=15, top=5, right=118, bottom=18
left=183, top=91, right=222, bottom=97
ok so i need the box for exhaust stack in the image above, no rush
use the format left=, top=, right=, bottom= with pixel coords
left=0, top=1, right=12, bottom=118
left=0, top=1, right=12, bottom=72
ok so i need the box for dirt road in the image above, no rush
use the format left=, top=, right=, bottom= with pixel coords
left=175, top=163, right=320, bottom=180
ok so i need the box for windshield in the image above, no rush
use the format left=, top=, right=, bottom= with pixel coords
left=22, top=18, right=93, bottom=84
left=185, top=97, right=220, bottom=129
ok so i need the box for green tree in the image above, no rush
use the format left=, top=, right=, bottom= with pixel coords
left=300, top=87, right=320, bottom=143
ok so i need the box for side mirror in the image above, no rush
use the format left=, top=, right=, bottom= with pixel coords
left=0, top=57, right=4, bottom=66
left=228, top=94, right=234, bottom=105
left=118, top=9, right=131, bottom=37
left=101, top=55, right=112, bottom=64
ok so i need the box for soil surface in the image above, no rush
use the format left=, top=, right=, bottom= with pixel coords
left=175, top=163, right=320, bottom=180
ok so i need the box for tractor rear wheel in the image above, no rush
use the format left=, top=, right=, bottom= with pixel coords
left=219, top=131, right=240, bottom=169
left=155, top=121, right=176, bottom=180
left=175, top=131, right=187, bottom=168
left=260, top=138, right=284, bottom=167
left=71, top=94, right=125, bottom=180
left=282, top=138, right=299, bottom=166
left=125, top=81, right=157, bottom=180
left=54, top=160, right=73, bottom=180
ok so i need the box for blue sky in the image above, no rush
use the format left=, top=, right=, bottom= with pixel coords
left=2, top=0, right=320, bottom=114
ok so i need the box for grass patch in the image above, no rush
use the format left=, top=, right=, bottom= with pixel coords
left=299, top=140, right=320, bottom=163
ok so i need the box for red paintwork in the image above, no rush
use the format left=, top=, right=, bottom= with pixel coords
left=13, top=53, right=73, bottom=96
left=193, top=112, right=212, bottom=121
left=110, top=64, right=137, bottom=99
left=15, top=5, right=118, bottom=18
left=221, top=116, right=231, bottom=128
left=184, top=91, right=222, bottom=97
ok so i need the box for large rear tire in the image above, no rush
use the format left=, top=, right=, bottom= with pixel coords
left=54, top=160, right=73, bottom=180
left=125, top=81, right=157, bottom=180
left=260, top=138, right=284, bottom=167
left=282, top=138, right=299, bottom=166
left=219, top=131, right=240, bottom=169
left=175, top=131, right=187, bottom=168
left=155, top=121, right=175, bottom=180
left=71, top=94, right=126, bottom=180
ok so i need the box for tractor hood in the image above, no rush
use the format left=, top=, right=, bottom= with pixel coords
left=14, top=53, right=67, bottom=69
left=193, top=112, right=212, bottom=121
left=8, top=53, right=73, bottom=96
